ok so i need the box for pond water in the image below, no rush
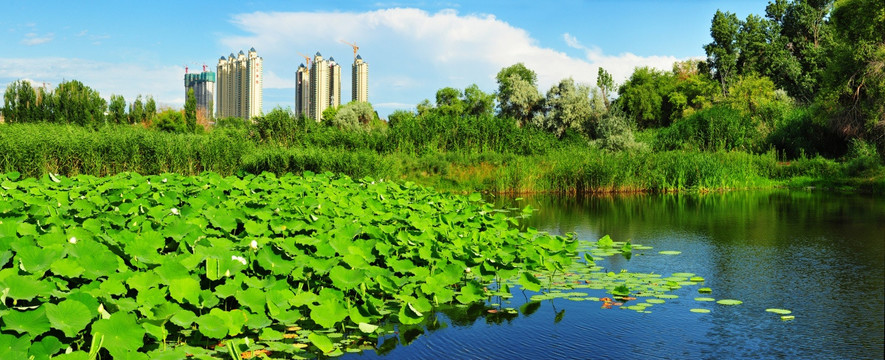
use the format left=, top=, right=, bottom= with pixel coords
left=344, top=190, right=884, bottom=359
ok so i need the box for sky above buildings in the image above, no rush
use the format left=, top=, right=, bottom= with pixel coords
left=0, top=0, right=765, bottom=118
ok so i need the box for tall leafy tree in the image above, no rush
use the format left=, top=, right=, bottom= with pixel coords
left=496, top=63, right=542, bottom=124
left=53, top=80, right=106, bottom=127
left=129, top=95, right=144, bottom=124
left=596, top=67, right=614, bottom=110
left=617, top=67, right=677, bottom=128
left=435, top=87, right=464, bottom=116
left=144, top=96, right=157, bottom=123
left=536, top=78, right=592, bottom=137
left=765, top=0, right=834, bottom=101
left=184, top=88, right=197, bottom=132
left=704, top=10, right=742, bottom=95
left=2, top=80, right=37, bottom=123
left=821, top=0, right=884, bottom=153
left=462, top=84, right=495, bottom=117
left=108, top=95, right=127, bottom=124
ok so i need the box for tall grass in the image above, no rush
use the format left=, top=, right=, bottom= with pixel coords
left=2, top=121, right=877, bottom=193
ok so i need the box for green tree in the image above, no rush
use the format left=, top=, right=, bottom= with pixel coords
left=53, top=80, right=106, bottom=127
left=322, top=105, right=339, bottom=123
left=153, top=108, right=187, bottom=133
left=462, top=84, right=495, bottom=117
left=435, top=87, right=464, bottom=116
left=416, top=99, right=433, bottom=116
left=616, top=67, right=677, bottom=128
left=596, top=67, right=614, bottom=110
left=496, top=63, right=542, bottom=124
left=765, top=0, right=834, bottom=101
left=704, top=10, right=742, bottom=95
left=333, top=101, right=376, bottom=130
left=108, top=95, right=127, bottom=124
left=129, top=95, right=144, bottom=124
left=387, top=109, right=415, bottom=127
left=184, top=88, right=197, bottom=132
left=535, top=78, right=592, bottom=137
left=820, top=0, right=884, bottom=154
left=145, top=96, right=157, bottom=123
left=2, top=80, right=37, bottom=123
left=35, top=86, right=56, bottom=123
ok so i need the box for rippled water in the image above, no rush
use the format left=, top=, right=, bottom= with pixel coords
left=344, top=190, right=885, bottom=359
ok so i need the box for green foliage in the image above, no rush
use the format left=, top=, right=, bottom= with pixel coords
left=184, top=88, right=197, bottom=132
left=534, top=78, right=592, bottom=137
left=496, top=64, right=543, bottom=125
left=656, top=105, right=765, bottom=152
left=593, top=109, right=642, bottom=152
left=128, top=95, right=144, bottom=124
left=387, top=109, right=415, bottom=128
left=53, top=80, right=107, bottom=127
left=705, top=10, right=742, bottom=94
left=820, top=0, right=885, bottom=156
left=766, top=106, right=846, bottom=158
left=0, top=171, right=579, bottom=356
left=322, top=105, right=339, bottom=123
left=463, top=84, right=496, bottom=117
left=2, top=80, right=38, bottom=123
left=616, top=67, right=677, bottom=128
left=153, top=109, right=188, bottom=133
left=108, top=95, right=127, bottom=125
left=332, top=101, right=376, bottom=130
left=596, top=67, right=614, bottom=109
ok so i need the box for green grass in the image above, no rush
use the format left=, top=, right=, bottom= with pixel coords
left=1, top=122, right=878, bottom=194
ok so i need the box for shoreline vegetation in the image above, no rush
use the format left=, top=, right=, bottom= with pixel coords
left=1, top=122, right=882, bottom=194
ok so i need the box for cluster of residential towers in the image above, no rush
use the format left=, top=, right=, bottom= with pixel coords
left=183, top=47, right=368, bottom=121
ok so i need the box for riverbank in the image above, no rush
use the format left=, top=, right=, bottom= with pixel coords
left=1, top=123, right=881, bottom=194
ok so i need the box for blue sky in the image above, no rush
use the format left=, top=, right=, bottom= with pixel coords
left=0, top=1, right=765, bottom=118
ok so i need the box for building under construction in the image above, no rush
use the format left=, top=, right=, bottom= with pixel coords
left=183, top=67, right=215, bottom=120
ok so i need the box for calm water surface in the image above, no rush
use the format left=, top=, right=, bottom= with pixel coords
left=345, top=190, right=884, bottom=359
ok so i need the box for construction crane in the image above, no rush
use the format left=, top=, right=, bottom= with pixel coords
left=340, top=40, right=359, bottom=61
left=297, top=52, right=312, bottom=68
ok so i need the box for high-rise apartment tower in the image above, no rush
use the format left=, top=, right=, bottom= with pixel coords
left=184, top=69, right=215, bottom=119
left=300, top=52, right=341, bottom=121
left=352, top=55, right=368, bottom=103
left=216, top=48, right=263, bottom=120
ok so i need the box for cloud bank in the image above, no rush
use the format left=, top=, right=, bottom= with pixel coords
left=222, top=8, right=691, bottom=113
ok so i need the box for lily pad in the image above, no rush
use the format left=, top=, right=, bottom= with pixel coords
left=694, top=297, right=716, bottom=302
left=781, top=315, right=795, bottom=321
left=766, top=308, right=792, bottom=315
left=716, top=299, right=743, bottom=306
left=690, top=308, right=711, bottom=313
left=658, top=250, right=681, bottom=255
left=698, top=287, right=712, bottom=293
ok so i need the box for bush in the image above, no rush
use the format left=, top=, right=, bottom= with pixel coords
left=656, top=105, right=764, bottom=152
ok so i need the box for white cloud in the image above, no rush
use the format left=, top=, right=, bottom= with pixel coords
left=22, top=32, right=54, bottom=46
left=221, top=8, right=692, bottom=115
left=0, top=58, right=183, bottom=108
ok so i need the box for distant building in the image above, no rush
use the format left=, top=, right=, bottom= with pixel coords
left=303, top=52, right=341, bottom=121
left=352, top=54, right=368, bottom=103
left=216, top=48, right=263, bottom=120
left=184, top=70, right=215, bottom=120
left=295, top=64, right=310, bottom=119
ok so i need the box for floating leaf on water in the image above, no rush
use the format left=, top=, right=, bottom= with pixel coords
left=716, top=299, right=743, bottom=306
left=689, top=276, right=705, bottom=282
left=672, top=272, right=695, bottom=278
left=694, top=297, right=716, bottom=302
left=659, top=251, right=681, bottom=255
left=765, top=308, right=792, bottom=315
left=690, top=308, right=711, bottom=314
left=781, top=315, right=795, bottom=321
left=655, top=294, right=679, bottom=299
left=698, top=287, right=713, bottom=293
left=646, top=299, right=666, bottom=304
